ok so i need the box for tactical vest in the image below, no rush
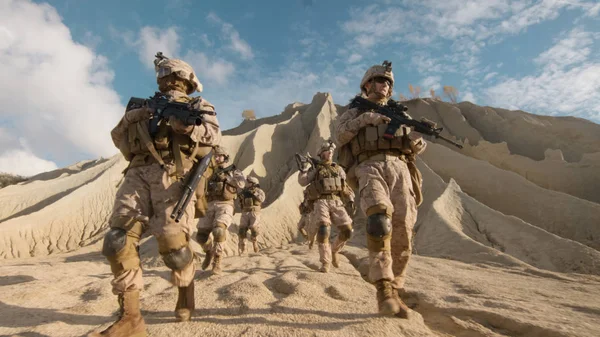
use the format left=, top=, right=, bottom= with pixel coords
left=206, top=166, right=238, bottom=202
left=239, top=187, right=262, bottom=212
left=305, top=162, right=344, bottom=201
left=123, top=95, right=212, bottom=178
left=338, top=108, right=424, bottom=206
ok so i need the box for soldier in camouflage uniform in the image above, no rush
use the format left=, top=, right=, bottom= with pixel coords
left=196, top=146, right=245, bottom=274
left=297, top=189, right=314, bottom=248
left=237, top=176, right=266, bottom=255
left=298, top=141, right=355, bottom=273
left=89, top=53, right=221, bottom=337
left=334, top=61, right=427, bottom=318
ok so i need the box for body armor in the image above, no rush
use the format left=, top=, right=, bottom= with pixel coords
left=206, top=166, right=238, bottom=202
left=239, top=187, right=262, bottom=211
left=306, top=162, right=345, bottom=201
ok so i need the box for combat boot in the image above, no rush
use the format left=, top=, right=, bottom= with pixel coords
left=212, top=255, right=222, bottom=275
left=175, top=282, right=195, bottom=322
left=238, top=243, right=246, bottom=256
left=88, top=291, right=146, bottom=337
left=375, top=280, right=400, bottom=316
left=201, top=251, right=213, bottom=271
left=252, top=240, right=260, bottom=253
left=319, top=263, right=330, bottom=273
left=331, top=252, right=340, bottom=268
left=392, top=288, right=410, bottom=319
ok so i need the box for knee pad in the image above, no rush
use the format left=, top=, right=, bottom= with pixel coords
left=238, top=227, right=248, bottom=239
left=317, top=223, right=331, bottom=243
left=102, top=228, right=140, bottom=275
left=161, top=245, right=193, bottom=270
left=338, top=226, right=353, bottom=241
left=102, top=228, right=128, bottom=257
left=250, top=228, right=259, bottom=239
left=212, top=223, right=227, bottom=243
left=366, top=213, right=392, bottom=237
left=366, top=213, right=392, bottom=252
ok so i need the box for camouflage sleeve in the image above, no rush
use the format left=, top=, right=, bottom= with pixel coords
left=226, top=169, right=246, bottom=190
left=253, top=188, right=266, bottom=203
left=337, top=165, right=347, bottom=180
left=335, top=107, right=364, bottom=146
left=110, top=116, right=128, bottom=149
left=298, top=165, right=316, bottom=187
left=189, top=98, right=222, bottom=146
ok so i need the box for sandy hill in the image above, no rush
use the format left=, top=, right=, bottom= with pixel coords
left=0, top=94, right=599, bottom=337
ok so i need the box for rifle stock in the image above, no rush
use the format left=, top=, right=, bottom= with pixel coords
left=171, top=150, right=213, bottom=222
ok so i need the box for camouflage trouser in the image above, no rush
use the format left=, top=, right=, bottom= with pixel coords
left=238, top=211, right=261, bottom=250
left=310, top=198, right=353, bottom=265
left=196, top=200, right=234, bottom=257
left=106, top=163, right=196, bottom=295
left=355, top=155, right=417, bottom=289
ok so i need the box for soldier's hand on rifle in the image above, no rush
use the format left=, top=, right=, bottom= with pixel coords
left=361, top=112, right=391, bottom=127
left=124, top=106, right=154, bottom=125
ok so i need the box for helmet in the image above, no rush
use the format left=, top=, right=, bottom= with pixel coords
left=154, top=52, right=203, bottom=94
left=318, top=140, right=336, bottom=155
left=213, top=145, right=230, bottom=162
left=246, top=176, right=259, bottom=185
left=360, top=60, right=394, bottom=97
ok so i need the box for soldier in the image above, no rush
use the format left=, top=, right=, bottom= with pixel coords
left=90, top=53, right=221, bottom=337
left=196, top=146, right=245, bottom=274
left=297, top=189, right=316, bottom=249
left=298, top=141, right=355, bottom=273
left=237, top=176, right=266, bottom=255
left=334, top=61, right=427, bottom=318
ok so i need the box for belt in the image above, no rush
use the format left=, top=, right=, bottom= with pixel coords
left=356, top=149, right=408, bottom=165
left=318, top=193, right=341, bottom=200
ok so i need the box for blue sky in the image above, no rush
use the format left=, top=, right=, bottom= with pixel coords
left=1, top=0, right=599, bottom=175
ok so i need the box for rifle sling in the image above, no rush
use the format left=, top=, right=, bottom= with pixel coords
left=135, top=122, right=166, bottom=168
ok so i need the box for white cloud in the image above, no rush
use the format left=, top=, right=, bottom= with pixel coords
left=411, top=52, right=445, bottom=74
left=207, top=12, right=254, bottom=60
left=0, top=0, right=123, bottom=174
left=585, top=3, right=600, bottom=16
left=348, top=53, right=362, bottom=64
left=483, top=72, right=498, bottom=81
left=483, top=28, right=600, bottom=122
left=462, top=91, right=477, bottom=103
left=342, top=1, right=597, bottom=78
left=0, top=150, right=58, bottom=176
left=184, top=51, right=235, bottom=85
left=199, top=33, right=213, bottom=47
left=138, top=26, right=180, bottom=68
left=420, top=75, right=441, bottom=90
left=534, top=28, right=595, bottom=70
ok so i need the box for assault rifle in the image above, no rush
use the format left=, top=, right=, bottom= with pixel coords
left=349, top=96, right=463, bottom=149
left=127, top=92, right=210, bottom=136
left=171, top=150, right=213, bottom=222
left=294, top=153, right=320, bottom=172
